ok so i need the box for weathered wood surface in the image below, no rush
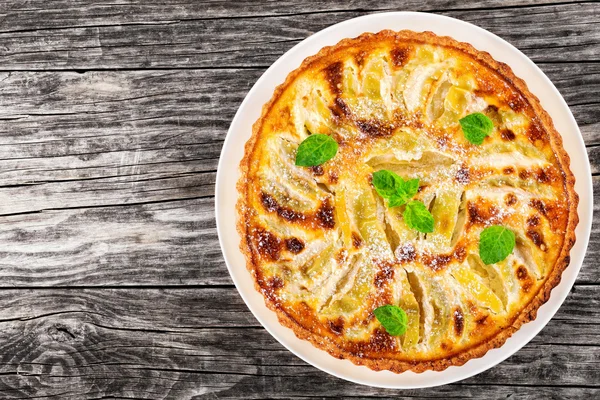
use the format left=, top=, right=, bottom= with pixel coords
left=0, top=286, right=597, bottom=399
left=0, top=2, right=597, bottom=69
left=0, top=0, right=597, bottom=398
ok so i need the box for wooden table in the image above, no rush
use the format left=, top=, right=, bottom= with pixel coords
left=0, top=1, right=597, bottom=398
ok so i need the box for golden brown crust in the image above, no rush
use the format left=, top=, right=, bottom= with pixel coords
left=236, top=30, right=578, bottom=373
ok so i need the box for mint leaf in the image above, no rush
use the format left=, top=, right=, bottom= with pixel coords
left=403, top=200, right=434, bottom=233
left=372, top=170, right=419, bottom=208
left=372, top=170, right=402, bottom=198
left=295, top=134, right=338, bottom=167
left=399, top=178, right=420, bottom=202
left=373, top=304, right=408, bottom=336
left=479, top=225, right=515, bottom=264
left=460, top=112, right=494, bottom=145
left=388, top=194, right=408, bottom=208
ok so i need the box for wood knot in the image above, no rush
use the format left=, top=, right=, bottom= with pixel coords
left=47, top=322, right=82, bottom=343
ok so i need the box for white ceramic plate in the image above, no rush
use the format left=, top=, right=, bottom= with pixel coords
left=215, top=12, right=593, bottom=389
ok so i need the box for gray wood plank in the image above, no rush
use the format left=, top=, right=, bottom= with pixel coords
left=0, top=287, right=596, bottom=399
left=0, top=197, right=221, bottom=286
left=0, top=2, right=596, bottom=70
left=0, top=0, right=578, bottom=29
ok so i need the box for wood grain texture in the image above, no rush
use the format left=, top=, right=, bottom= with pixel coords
left=0, top=2, right=596, bottom=69
left=0, top=287, right=597, bottom=398
left=0, top=0, right=597, bottom=398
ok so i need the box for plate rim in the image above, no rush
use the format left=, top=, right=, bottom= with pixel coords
left=215, top=11, right=593, bottom=389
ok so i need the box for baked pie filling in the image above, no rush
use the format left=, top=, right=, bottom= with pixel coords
left=237, top=31, right=578, bottom=372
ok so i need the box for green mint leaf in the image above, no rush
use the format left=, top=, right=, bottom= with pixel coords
left=295, top=134, right=338, bottom=167
left=372, top=170, right=420, bottom=208
left=388, top=194, right=406, bottom=208
left=459, top=112, right=494, bottom=145
left=373, top=304, right=408, bottom=336
left=372, top=170, right=402, bottom=198
left=399, top=178, right=420, bottom=201
left=403, top=200, right=434, bottom=233
left=479, top=225, right=516, bottom=264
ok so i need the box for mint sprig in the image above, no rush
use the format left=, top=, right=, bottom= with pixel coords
left=371, top=170, right=434, bottom=233
left=373, top=304, right=408, bottom=336
left=295, top=134, right=338, bottom=167
left=479, top=225, right=515, bottom=264
left=372, top=170, right=419, bottom=208
left=403, top=200, right=434, bottom=233
left=460, top=112, right=494, bottom=145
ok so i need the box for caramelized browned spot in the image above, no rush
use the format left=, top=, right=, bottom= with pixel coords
left=516, top=265, right=529, bottom=280
left=519, top=169, right=531, bottom=180
left=285, top=237, right=305, bottom=254
left=505, top=193, right=518, bottom=206
left=310, top=165, right=324, bottom=176
left=328, top=172, right=339, bottom=184
left=261, top=276, right=284, bottom=306
left=454, top=246, right=467, bottom=262
left=527, top=215, right=540, bottom=227
left=475, top=315, right=489, bottom=326
left=261, top=192, right=307, bottom=223
left=269, top=276, right=284, bottom=290
left=484, top=105, right=502, bottom=126
left=352, top=232, right=363, bottom=248
left=529, top=198, right=568, bottom=232
left=527, top=229, right=545, bottom=249
left=521, top=280, right=533, bottom=293
left=397, top=243, right=416, bottom=262
left=453, top=307, right=464, bottom=336
left=331, top=97, right=352, bottom=119
left=422, top=246, right=465, bottom=272
left=355, top=50, right=368, bottom=66
left=328, top=317, right=345, bottom=336
left=356, top=328, right=397, bottom=352
left=516, top=266, right=533, bottom=292
left=526, top=121, right=546, bottom=143
left=390, top=46, right=412, bottom=67
left=468, top=202, right=500, bottom=225
left=278, top=207, right=305, bottom=223
left=261, top=192, right=278, bottom=212
left=316, top=199, right=335, bottom=228
left=335, top=249, right=348, bottom=265
left=503, top=167, right=515, bottom=175
left=535, top=167, right=556, bottom=184
left=324, top=62, right=343, bottom=95
left=455, top=166, right=470, bottom=184
left=256, top=229, right=282, bottom=261
left=356, top=119, right=393, bottom=137
left=426, top=255, right=451, bottom=272
left=485, top=104, right=499, bottom=113
left=537, top=168, right=550, bottom=183
left=261, top=192, right=335, bottom=229
left=374, top=263, right=394, bottom=288
left=530, top=199, right=547, bottom=215
left=500, top=129, right=516, bottom=141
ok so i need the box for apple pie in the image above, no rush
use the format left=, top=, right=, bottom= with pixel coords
left=236, top=30, right=578, bottom=372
